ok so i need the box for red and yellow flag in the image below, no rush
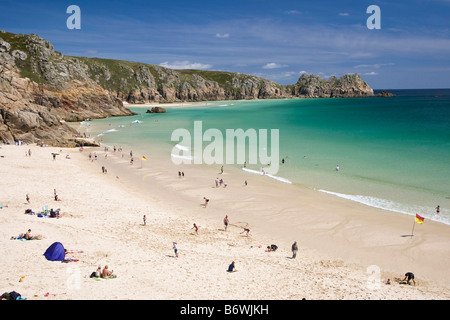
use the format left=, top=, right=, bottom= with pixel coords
left=415, top=214, right=424, bottom=224
left=142, top=156, right=147, bottom=161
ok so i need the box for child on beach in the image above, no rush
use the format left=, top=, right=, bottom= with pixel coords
left=173, top=242, right=179, bottom=257
left=203, top=197, right=209, bottom=208
left=291, top=241, right=298, bottom=259
left=227, top=261, right=237, bottom=272
left=240, top=228, right=250, bottom=236
left=224, top=215, right=229, bottom=231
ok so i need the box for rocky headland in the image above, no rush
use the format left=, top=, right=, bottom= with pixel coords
left=1, top=31, right=379, bottom=146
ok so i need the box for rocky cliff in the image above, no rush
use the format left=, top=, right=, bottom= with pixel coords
left=0, top=31, right=134, bottom=146
left=0, top=31, right=375, bottom=146
left=292, top=73, right=374, bottom=98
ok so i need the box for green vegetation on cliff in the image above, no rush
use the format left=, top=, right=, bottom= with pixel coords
left=1, top=31, right=374, bottom=104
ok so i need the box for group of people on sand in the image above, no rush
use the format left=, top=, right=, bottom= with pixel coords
left=202, top=197, right=210, bottom=208
left=90, top=265, right=116, bottom=279
left=214, top=177, right=228, bottom=188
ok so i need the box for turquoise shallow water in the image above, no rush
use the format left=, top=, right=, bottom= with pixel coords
left=81, top=89, right=450, bottom=225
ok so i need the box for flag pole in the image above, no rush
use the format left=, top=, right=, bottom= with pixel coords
left=410, top=218, right=416, bottom=237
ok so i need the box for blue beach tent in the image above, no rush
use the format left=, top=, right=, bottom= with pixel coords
left=43, top=242, right=65, bottom=261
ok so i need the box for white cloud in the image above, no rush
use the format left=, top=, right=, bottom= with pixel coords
left=262, top=62, right=287, bottom=69
left=84, top=49, right=98, bottom=55
left=215, top=33, right=230, bottom=38
left=339, top=13, right=350, bottom=16
left=355, top=63, right=395, bottom=69
left=363, top=72, right=378, bottom=75
left=285, top=10, right=300, bottom=15
left=159, top=61, right=212, bottom=70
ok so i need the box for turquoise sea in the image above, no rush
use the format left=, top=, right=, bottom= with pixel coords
left=81, top=89, right=450, bottom=225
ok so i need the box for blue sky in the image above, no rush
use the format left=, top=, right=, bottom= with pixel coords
left=1, top=0, right=449, bottom=89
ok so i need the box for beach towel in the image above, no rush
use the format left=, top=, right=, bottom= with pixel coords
left=91, top=275, right=117, bottom=280
left=18, top=237, right=36, bottom=241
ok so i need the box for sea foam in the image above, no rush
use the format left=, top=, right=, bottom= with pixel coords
left=97, top=128, right=118, bottom=136
left=242, top=168, right=292, bottom=184
left=318, top=189, right=449, bottom=225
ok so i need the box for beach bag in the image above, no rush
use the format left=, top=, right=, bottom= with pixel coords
left=2, top=291, right=21, bottom=300
left=9, top=291, right=21, bottom=300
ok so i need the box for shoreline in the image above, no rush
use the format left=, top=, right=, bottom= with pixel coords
left=122, top=98, right=287, bottom=109
left=83, top=102, right=450, bottom=228
left=1, top=142, right=448, bottom=300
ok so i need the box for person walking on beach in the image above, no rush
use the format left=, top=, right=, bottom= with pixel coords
left=436, top=205, right=440, bottom=215
left=192, top=223, right=199, bottom=234
left=26, top=194, right=30, bottom=204
left=223, top=215, right=229, bottom=231
left=291, top=241, right=298, bottom=259
left=143, top=215, right=147, bottom=226
left=173, top=242, right=179, bottom=257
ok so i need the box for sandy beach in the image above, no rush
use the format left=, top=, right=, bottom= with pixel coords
left=0, top=141, right=449, bottom=301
